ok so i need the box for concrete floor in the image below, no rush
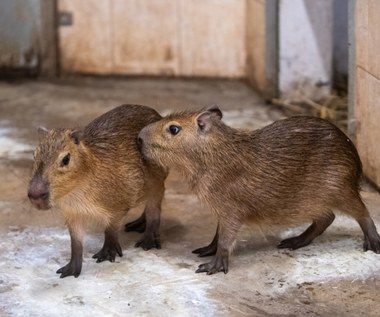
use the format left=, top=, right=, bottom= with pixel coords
left=1, top=77, right=380, bottom=317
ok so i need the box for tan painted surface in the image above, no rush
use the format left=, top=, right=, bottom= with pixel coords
left=246, top=0, right=266, bottom=93
left=179, top=0, right=246, bottom=77
left=58, top=0, right=112, bottom=74
left=112, top=0, right=178, bottom=75
left=356, top=69, right=380, bottom=185
left=356, top=0, right=380, bottom=79
left=355, top=0, right=380, bottom=186
left=58, top=0, right=246, bottom=77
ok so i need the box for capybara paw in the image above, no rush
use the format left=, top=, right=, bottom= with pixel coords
left=363, top=237, right=380, bottom=254
left=135, top=235, right=161, bottom=250
left=56, top=261, right=82, bottom=278
left=195, top=256, right=228, bottom=275
left=124, top=218, right=146, bottom=233
left=93, top=243, right=123, bottom=263
left=278, top=236, right=309, bottom=250
left=192, top=244, right=217, bottom=257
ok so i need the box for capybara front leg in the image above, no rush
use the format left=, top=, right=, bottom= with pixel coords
left=135, top=203, right=161, bottom=250
left=192, top=224, right=219, bottom=257
left=57, top=222, right=83, bottom=278
left=135, top=169, right=165, bottom=250
left=124, top=211, right=146, bottom=233
left=195, top=221, right=241, bottom=275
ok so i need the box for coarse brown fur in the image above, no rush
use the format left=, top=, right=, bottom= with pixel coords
left=28, top=104, right=167, bottom=278
left=138, top=105, right=380, bottom=275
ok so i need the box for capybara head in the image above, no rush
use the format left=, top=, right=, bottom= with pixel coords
left=138, top=106, right=223, bottom=170
left=28, top=127, right=88, bottom=210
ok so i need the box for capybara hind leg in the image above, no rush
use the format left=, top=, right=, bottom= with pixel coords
left=357, top=217, right=380, bottom=253
left=341, top=195, right=380, bottom=254
left=192, top=224, right=219, bottom=257
left=278, top=212, right=335, bottom=250
left=57, top=222, right=84, bottom=278
left=124, top=211, right=146, bottom=233
left=196, top=221, right=241, bottom=275
left=93, top=225, right=122, bottom=263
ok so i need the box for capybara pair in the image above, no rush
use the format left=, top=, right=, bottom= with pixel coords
left=28, top=104, right=380, bottom=277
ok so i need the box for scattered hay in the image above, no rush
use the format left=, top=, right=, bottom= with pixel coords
left=271, top=93, right=348, bottom=133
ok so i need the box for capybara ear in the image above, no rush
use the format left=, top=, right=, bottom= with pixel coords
left=38, top=126, right=49, bottom=135
left=70, top=130, right=83, bottom=145
left=197, top=105, right=223, bottom=133
left=206, top=105, right=223, bottom=120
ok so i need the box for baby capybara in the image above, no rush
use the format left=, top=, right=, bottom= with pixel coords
left=28, top=105, right=167, bottom=278
left=137, top=105, right=380, bottom=275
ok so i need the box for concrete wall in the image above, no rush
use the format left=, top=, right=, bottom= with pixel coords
left=0, top=0, right=57, bottom=76
left=278, top=0, right=333, bottom=101
left=333, top=0, right=348, bottom=90
left=0, top=0, right=41, bottom=74
left=354, top=0, right=380, bottom=186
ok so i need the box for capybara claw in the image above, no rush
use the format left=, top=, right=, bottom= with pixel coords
left=56, top=261, right=81, bottom=278
left=135, top=235, right=161, bottom=250
left=195, top=254, right=229, bottom=275
left=363, top=237, right=380, bottom=254
left=192, top=245, right=217, bottom=257
left=93, top=243, right=123, bottom=263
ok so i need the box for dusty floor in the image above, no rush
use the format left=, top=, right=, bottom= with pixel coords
left=0, top=77, right=380, bottom=317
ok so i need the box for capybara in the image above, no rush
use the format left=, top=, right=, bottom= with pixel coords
left=137, top=105, right=380, bottom=275
left=28, top=104, right=167, bottom=278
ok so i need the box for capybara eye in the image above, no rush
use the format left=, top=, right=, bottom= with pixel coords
left=169, top=125, right=181, bottom=135
left=61, top=153, right=70, bottom=166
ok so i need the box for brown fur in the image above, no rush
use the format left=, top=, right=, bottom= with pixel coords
left=28, top=104, right=167, bottom=278
left=138, top=105, right=380, bottom=275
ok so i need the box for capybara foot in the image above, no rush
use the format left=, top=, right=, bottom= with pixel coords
left=135, top=233, right=161, bottom=250
left=124, top=214, right=146, bottom=233
left=196, top=254, right=229, bottom=275
left=363, top=235, right=380, bottom=254
left=278, top=236, right=311, bottom=250
left=56, top=260, right=82, bottom=278
left=192, top=243, right=217, bottom=257
left=93, top=242, right=123, bottom=263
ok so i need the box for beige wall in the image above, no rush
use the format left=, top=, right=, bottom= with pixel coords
left=58, top=0, right=246, bottom=77
left=246, top=0, right=266, bottom=94
left=355, top=0, right=380, bottom=186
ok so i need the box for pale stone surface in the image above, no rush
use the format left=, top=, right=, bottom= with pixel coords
left=0, top=78, right=379, bottom=316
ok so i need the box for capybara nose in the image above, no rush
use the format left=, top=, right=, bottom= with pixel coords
left=27, top=178, right=50, bottom=210
left=28, top=190, right=50, bottom=210
left=28, top=190, right=49, bottom=201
